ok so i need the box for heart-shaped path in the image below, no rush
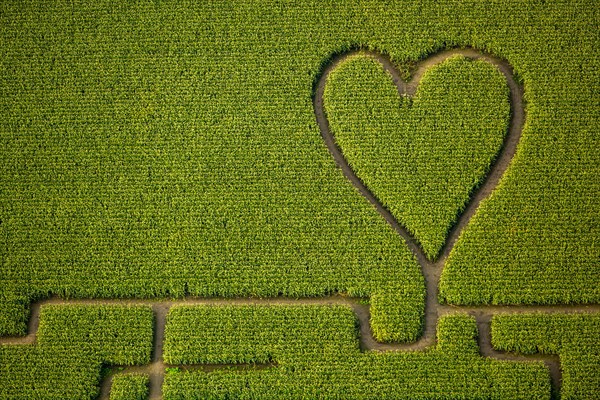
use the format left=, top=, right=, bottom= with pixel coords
left=314, top=47, right=524, bottom=269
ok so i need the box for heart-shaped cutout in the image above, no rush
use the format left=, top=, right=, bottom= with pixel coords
left=321, top=53, right=510, bottom=260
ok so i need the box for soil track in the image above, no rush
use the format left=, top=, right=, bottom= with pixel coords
left=2, top=297, right=599, bottom=399
left=1, top=48, right=599, bottom=399
left=313, top=47, right=532, bottom=354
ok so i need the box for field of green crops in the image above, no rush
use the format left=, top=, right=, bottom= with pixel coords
left=1, top=0, right=599, bottom=398
left=0, top=305, right=153, bottom=398
left=162, top=306, right=549, bottom=399
left=109, top=374, right=150, bottom=400
left=323, top=54, right=510, bottom=259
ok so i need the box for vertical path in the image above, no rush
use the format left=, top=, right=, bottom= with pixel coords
left=95, top=303, right=169, bottom=399
left=149, top=304, right=168, bottom=399
left=98, top=374, right=113, bottom=400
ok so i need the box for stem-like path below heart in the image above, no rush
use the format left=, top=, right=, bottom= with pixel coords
left=1, top=48, right=599, bottom=400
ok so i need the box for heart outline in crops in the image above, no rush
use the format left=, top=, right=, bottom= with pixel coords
left=313, top=47, right=524, bottom=266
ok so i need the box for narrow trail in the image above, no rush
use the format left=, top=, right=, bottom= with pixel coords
left=1, top=48, right=598, bottom=399
left=2, top=297, right=599, bottom=399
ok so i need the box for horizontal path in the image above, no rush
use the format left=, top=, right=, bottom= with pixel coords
left=1, top=296, right=599, bottom=399
left=1, top=48, right=598, bottom=399
left=8, top=295, right=598, bottom=349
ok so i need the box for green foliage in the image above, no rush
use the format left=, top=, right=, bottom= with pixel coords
left=0, top=305, right=153, bottom=399
left=0, top=295, right=29, bottom=336
left=110, top=373, right=150, bottom=400
left=0, top=0, right=598, bottom=395
left=0, top=0, right=425, bottom=343
left=37, top=305, right=154, bottom=365
left=163, top=306, right=549, bottom=399
left=1, top=0, right=597, bottom=340
left=369, top=286, right=425, bottom=342
left=163, top=305, right=359, bottom=365
left=492, top=313, right=600, bottom=399
left=439, top=3, right=600, bottom=306
left=0, top=345, right=102, bottom=399
left=323, top=54, right=510, bottom=260
left=436, top=313, right=479, bottom=355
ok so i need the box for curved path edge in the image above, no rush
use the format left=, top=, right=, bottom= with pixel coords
left=314, top=47, right=525, bottom=266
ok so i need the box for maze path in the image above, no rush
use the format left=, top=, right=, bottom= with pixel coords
left=1, top=296, right=598, bottom=399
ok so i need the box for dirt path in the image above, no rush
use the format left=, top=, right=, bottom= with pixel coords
left=2, top=297, right=599, bottom=399
left=1, top=48, right=598, bottom=399
left=314, top=47, right=524, bottom=266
